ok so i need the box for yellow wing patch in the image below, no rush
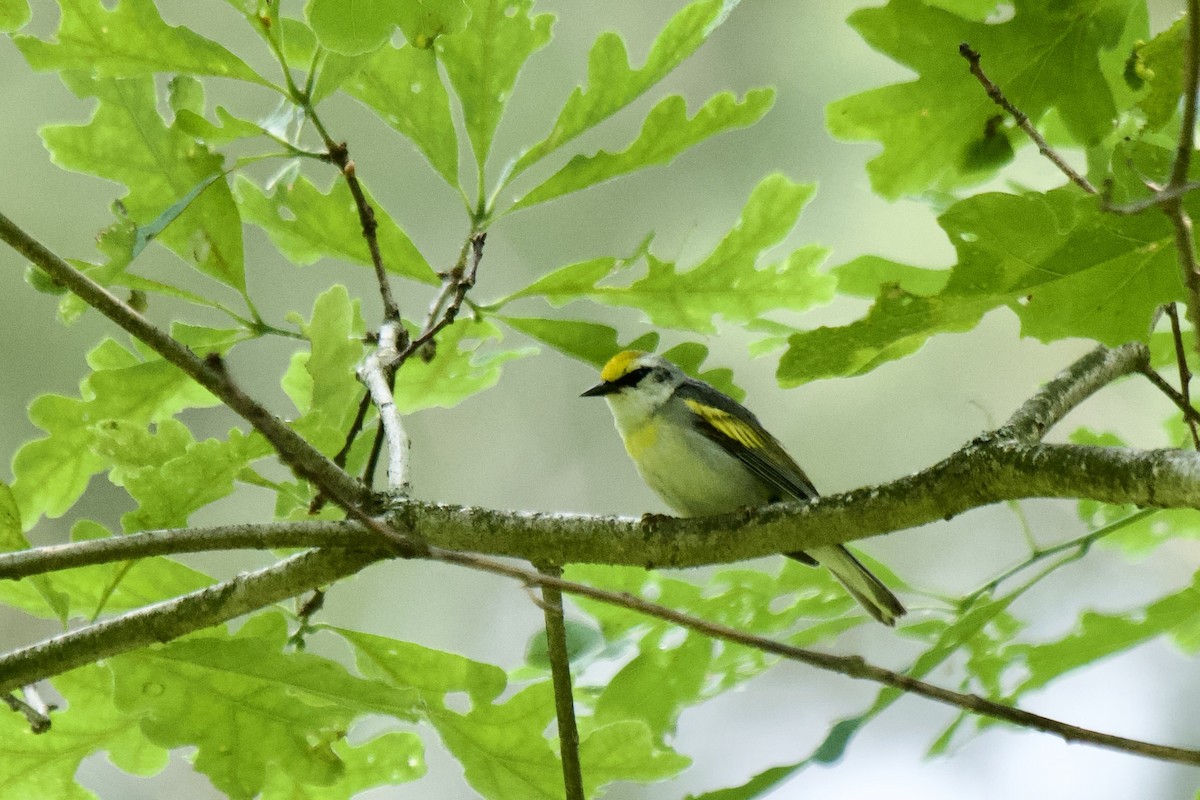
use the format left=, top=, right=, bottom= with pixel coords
left=600, top=350, right=649, bottom=383
left=683, top=399, right=765, bottom=449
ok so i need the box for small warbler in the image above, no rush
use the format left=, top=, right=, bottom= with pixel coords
left=582, top=350, right=905, bottom=626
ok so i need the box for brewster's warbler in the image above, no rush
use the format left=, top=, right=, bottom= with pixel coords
left=583, top=350, right=905, bottom=626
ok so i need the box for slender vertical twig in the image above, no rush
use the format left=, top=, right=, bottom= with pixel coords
left=1164, top=0, right=1200, bottom=356
left=1165, top=304, right=1200, bottom=448
left=537, top=564, right=585, bottom=800
left=357, top=321, right=412, bottom=495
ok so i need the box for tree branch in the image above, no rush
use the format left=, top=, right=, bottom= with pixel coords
left=0, top=211, right=374, bottom=512
left=0, top=548, right=381, bottom=694
left=357, top=320, right=411, bottom=495
left=537, top=564, right=585, bottom=800
left=958, top=43, right=1097, bottom=195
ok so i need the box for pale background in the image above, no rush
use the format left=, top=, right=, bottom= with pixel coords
left=1, top=1, right=1198, bottom=798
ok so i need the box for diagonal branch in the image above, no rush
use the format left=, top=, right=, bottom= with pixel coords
left=958, top=43, right=1097, bottom=195
left=0, top=211, right=373, bottom=512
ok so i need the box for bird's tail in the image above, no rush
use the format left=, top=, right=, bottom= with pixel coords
left=806, top=545, right=906, bottom=626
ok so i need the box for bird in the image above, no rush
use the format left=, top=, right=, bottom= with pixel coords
left=582, top=350, right=905, bottom=626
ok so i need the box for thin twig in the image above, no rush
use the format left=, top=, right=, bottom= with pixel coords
left=1165, top=304, right=1200, bottom=448
left=958, top=43, right=1098, bottom=195
left=1102, top=181, right=1200, bottom=215
left=3, top=690, right=52, bottom=734
left=537, top=564, right=585, bottom=800
left=1164, top=0, right=1200, bottom=356
left=394, top=232, right=486, bottom=368
left=357, top=321, right=411, bottom=495
left=434, top=549, right=1200, bottom=768
left=1138, top=362, right=1200, bottom=431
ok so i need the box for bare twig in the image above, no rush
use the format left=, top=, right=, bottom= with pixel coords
left=3, top=690, right=52, bottom=734
left=1165, top=304, right=1200, bottom=448
left=536, top=564, right=585, bottom=800
left=1138, top=362, right=1200, bottom=431
left=1164, top=0, right=1200, bottom=356
left=395, top=232, right=486, bottom=367
left=958, top=43, right=1098, bottom=195
left=357, top=321, right=411, bottom=495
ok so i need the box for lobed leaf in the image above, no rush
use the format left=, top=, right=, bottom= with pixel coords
left=41, top=72, right=246, bottom=291
left=234, top=174, right=437, bottom=283
left=345, top=43, right=459, bottom=186
left=306, top=0, right=468, bottom=55
left=14, top=0, right=269, bottom=84
left=392, top=319, right=535, bottom=413
left=827, top=0, right=1143, bottom=199
left=0, top=667, right=167, bottom=800
left=438, top=0, right=554, bottom=181
left=778, top=186, right=1186, bottom=386
left=11, top=338, right=223, bottom=527
left=110, top=614, right=421, bottom=800
left=509, top=0, right=740, bottom=181
left=510, top=89, right=774, bottom=212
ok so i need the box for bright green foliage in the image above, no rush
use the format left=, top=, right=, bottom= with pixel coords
left=0, top=0, right=29, bottom=32
left=828, top=0, right=1146, bottom=199
left=5, top=0, right=1200, bottom=798
left=345, top=43, right=459, bottom=186
left=11, top=337, right=223, bottom=526
left=235, top=175, right=437, bottom=283
left=505, top=175, right=832, bottom=334
left=391, top=319, right=535, bottom=413
left=510, top=90, right=774, bottom=212
left=14, top=0, right=269, bottom=84
left=779, top=186, right=1187, bottom=385
left=307, top=0, right=469, bottom=54
left=41, top=72, right=246, bottom=292
left=509, top=0, right=740, bottom=181
left=109, top=614, right=423, bottom=799
left=0, top=667, right=168, bottom=800
left=438, top=0, right=554, bottom=179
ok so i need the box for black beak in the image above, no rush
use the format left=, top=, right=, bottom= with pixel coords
left=581, top=381, right=616, bottom=397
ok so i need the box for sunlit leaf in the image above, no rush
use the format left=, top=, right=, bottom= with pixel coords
left=510, top=89, right=774, bottom=212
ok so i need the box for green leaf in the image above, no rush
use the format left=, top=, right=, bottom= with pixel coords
left=306, top=0, right=468, bottom=54
left=498, top=316, right=659, bottom=368
left=827, top=0, right=1142, bottom=199
left=832, top=255, right=950, bottom=297
left=336, top=627, right=508, bottom=706
left=99, top=424, right=271, bottom=532
left=510, top=175, right=831, bottom=334
left=438, top=0, right=554, bottom=179
left=14, top=0, right=270, bottom=84
left=0, top=519, right=216, bottom=620
left=11, top=339, right=222, bottom=526
left=428, top=683, right=562, bottom=800
left=111, top=615, right=420, bottom=800
left=1014, top=577, right=1200, bottom=694
left=509, top=0, right=739, bottom=180
left=261, top=732, right=426, bottom=800
left=42, top=73, right=246, bottom=291
left=778, top=187, right=1185, bottom=386
left=579, top=720, right=691, bottom=792
left=234, top=174, right=437, bottom=284
left=0, top=482, right=26, bottom=551
left=595, top=631, right=711, bottom=740
left=392, top=319, right=535, bottom=413
left=0, top=667, right=167, bottom=799
left=1136, top=18, right=1186, bottom=131
left=345, top=43, right=459, bottom=187
left=281, top=285, right=367, bottom=458
left=173, top=105, right=266, bottom=147
left=510, top=89, right=774, bottom=212
left=0, top=0, right=30, bottom=32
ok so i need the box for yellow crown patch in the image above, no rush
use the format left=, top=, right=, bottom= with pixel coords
left=600, top=350, right=648, bottom=383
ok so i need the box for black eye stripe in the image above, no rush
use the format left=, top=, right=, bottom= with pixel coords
left=610, top=365, right=652, bottom=389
